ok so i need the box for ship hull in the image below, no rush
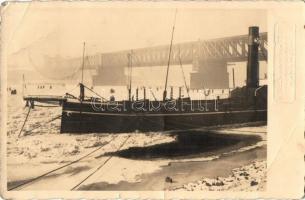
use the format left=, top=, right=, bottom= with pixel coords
left=60, top=107, right=267, bottom=133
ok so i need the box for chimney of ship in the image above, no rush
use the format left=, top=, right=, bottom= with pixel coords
left=246, top=26, right=260, bottom=88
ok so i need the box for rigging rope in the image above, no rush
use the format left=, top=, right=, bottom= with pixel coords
left=149, top=89, right=157, bottom=101
left=163, top=9, right=178, bottom=100
left=82, top=84, right=108, bottom=102
left=178, top=46, right=190, bottom=98
left=86, top=55, right=96, bottom=85
left=63, top=84, right=80, bottom=96
left=197, top=40, right=211, bottom=97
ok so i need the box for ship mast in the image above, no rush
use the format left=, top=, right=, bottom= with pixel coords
left=163, top=9, right=177, bottom=101
left=81, top=42, right=86, bottom=84
left=80, top=42, right=86, bottom=101
left=128, top=50, right=133, bottom=101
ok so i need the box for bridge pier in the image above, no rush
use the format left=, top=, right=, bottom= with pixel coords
left=93, top=66, right=126, bottom=85
left=190, top=60, right=229, bottom=89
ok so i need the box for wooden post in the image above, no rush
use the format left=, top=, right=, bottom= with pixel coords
left=30, top=100, right=34, bottom=109
left=25, top=100, right=29, bottom=107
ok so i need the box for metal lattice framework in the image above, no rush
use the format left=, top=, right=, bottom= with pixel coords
left=79, top=32, right=267, bottom=69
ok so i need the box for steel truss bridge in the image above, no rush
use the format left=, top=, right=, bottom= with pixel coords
left=70, top=32, right=267, bottom=88
left=84, top=32, right=267, bottom=69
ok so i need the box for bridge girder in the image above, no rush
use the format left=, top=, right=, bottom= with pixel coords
left=83, top=32, right=267, bottom=69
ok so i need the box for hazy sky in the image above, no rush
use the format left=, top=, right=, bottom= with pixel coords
left=3, top=2, right=267, bottom=86
left=5, top=3, right=267, bottom=56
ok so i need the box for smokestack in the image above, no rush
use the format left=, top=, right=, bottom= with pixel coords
left=246, top=26, right=259, bottom=88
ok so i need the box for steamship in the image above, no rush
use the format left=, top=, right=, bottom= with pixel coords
left=59, top=26, right=267, bottom=133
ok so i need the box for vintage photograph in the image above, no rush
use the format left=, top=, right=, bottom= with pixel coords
left=4, top=4, right=268, bottom=191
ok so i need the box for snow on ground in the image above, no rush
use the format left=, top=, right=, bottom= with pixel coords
left=6, top=93, right=267, bottom=191
left=7, top=94, right=175, bottom=164
left=171, top=160, right=266, bottom=191
left=7, top=107, right=174, bottom=165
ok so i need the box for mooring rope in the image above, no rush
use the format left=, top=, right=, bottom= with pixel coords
left=18, top=107, right=31, bottom=137
left=8, top=135, right=118, bottom=191
left=22, top=114, right=62, bottom=136
left=71, top=135, right=131, bottom=190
